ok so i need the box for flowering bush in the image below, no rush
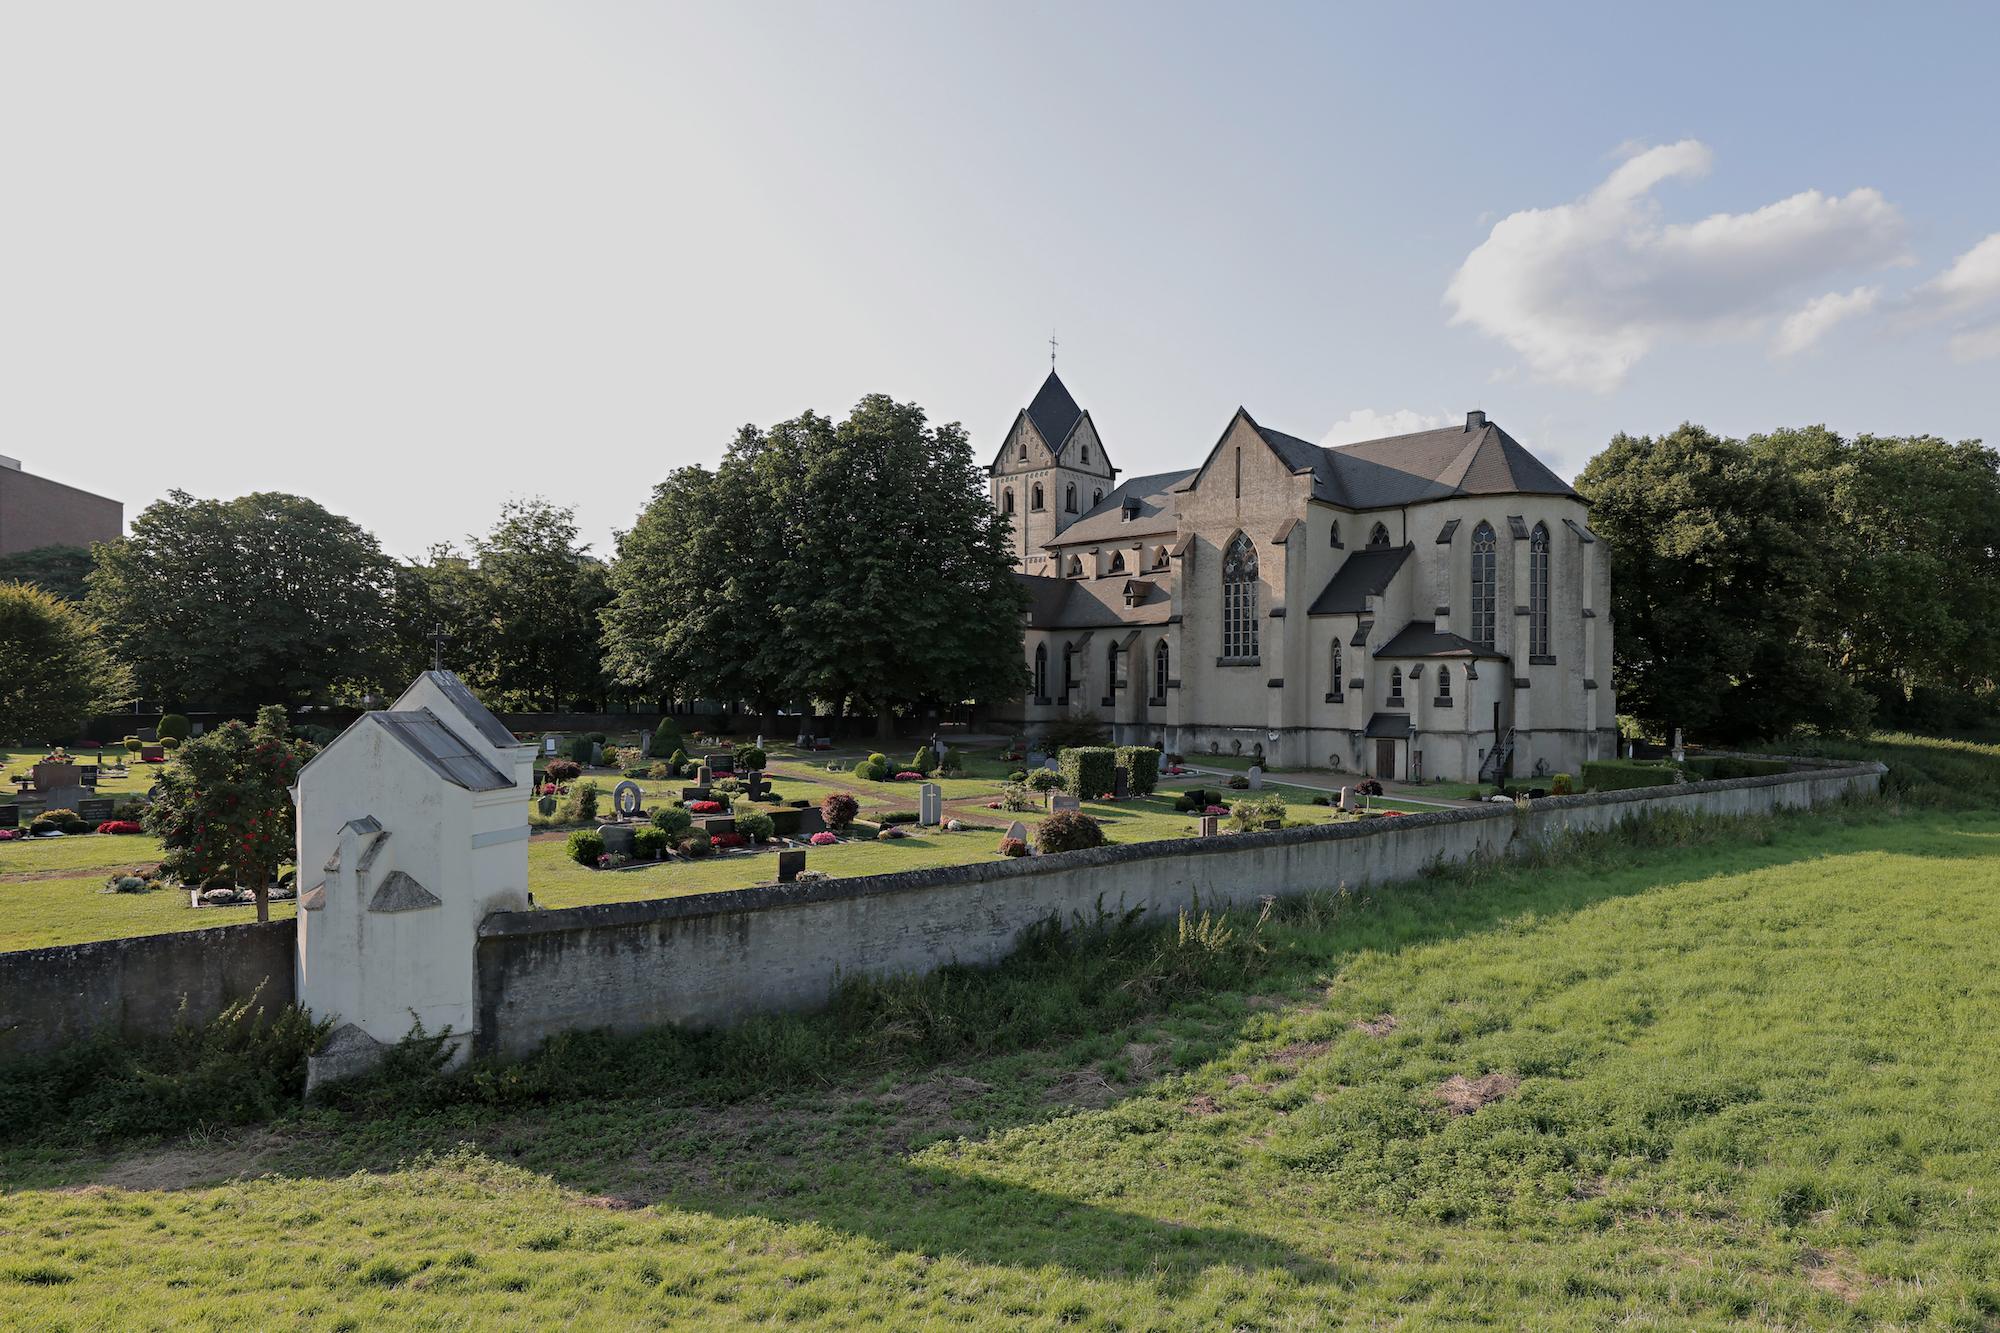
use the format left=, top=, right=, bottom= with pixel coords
left=809, top=831, right=838, bottom=846
left=596, top=852, right=632, bottom=869
left=820, top=792, right=858, bottom=829
left=96, top=820, right=145, bottom=835
left=689, top=800, right=724, bottom=815
left=894, top=770, right=924, bottom=781
left=0, top=829, right=20, bottom=841
left=998, top=837, right=1028, bottom=857
left=545, top=759, right=582, bottom=784
left=712, top=832, right=747, bottom=849
left=1203, top=804, right=1228, bottom=815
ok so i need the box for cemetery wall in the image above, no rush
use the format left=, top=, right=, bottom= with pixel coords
left=0, top=919, right=294, bottom=1061
left=471, top=758, right=1884, bottom=1059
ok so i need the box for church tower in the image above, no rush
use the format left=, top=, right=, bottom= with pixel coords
left=988, top=369, right=1118, bottom=573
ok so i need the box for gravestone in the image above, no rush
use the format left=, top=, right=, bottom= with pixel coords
left=1198, top=814, right=1219, bottom=837
left=543, top=736, right=560, bottom=756
left=793, top=807, right=826, bottom=837
left=597, top=823, right=636, bottom=856
left=695, top=765, right=713, bottom=786
left=1247, top=765, right=1264, bottom=790
left=1112, top=769, right=1130, bottom=799
left=1339, top=786, right=1355, bottom=812
left=703, top=816, right=736, bottom=838
left=0, top=804, right=16, bottom=829
left=79, top=766, right=99, bottom=788
left=612, top=780, right=644, bottom=818
left=1025, top=749, right=1045, bottom=768
left=538, top=795, right=558, bottom=816
left=1048, top=793, right=1081, bottom=814
left=797, top=731, right=812, bottom=747
left=1000, top=819, right=1028, bottom=851
left=137, top=727, right=158, bottom=742
left=708, top=753, right=736, bottom=775
left=138, top=743, right=165, bottom=763
left=1042, top=756, right=1059, bottom=772
left=589, top=742, right=604, bottom=767
left=777, top=849, right=804, bottom=883
left=681, top=786, right=712, bottom=803
left=918, top=782, right=942, bottom=827
left=1158, top=752, right=1170, bottom=774
left=77, top=797, right=114, bottom=824
left=742, top=771, right=770, bottom=802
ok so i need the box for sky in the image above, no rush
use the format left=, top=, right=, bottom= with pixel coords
left=4, top=1, right=1999, bottom=560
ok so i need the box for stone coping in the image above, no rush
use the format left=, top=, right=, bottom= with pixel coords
left=478, top=758, right=1885, bottom=942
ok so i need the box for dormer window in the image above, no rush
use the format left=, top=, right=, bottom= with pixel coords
left=1122, top=498, right=1142, bottom=521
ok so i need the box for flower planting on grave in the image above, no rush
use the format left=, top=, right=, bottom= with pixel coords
left=998, top=836, right=1028, bottom=857
left=596, top=852, right=632, bottom=870
left=712, top=832, right=747, bottom=849
left=679, top=833, right=715, bottom=858
left=809, top=831, right=838, bottom=846
left=1228, top=793, right=1287, bottom=833
left=95, top=820, right=145, bottom=835
left=1035, top=809, right=1105, bottom=854
left=893, top=770, right=925, bottom=781
left=689, top=800, right=724, bottom=815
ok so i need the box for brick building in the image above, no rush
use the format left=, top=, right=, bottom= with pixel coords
left=0, top=455, right=123, bottom=557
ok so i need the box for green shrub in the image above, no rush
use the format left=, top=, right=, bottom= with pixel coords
left=30, top=809, right=87, bottom=835
left=156, top=714, right=191, bottom=742
left=1172, top=788, right=1215, bottom=813
left=633, top=827, right=668, bottom=859
left=1026, top=767, right=1064, bottom=793
left=1115, top=746, right=1160, bottom=796
left=1228, top=792, right=1287, bottom=833
left=1035, top=809, right=1106, bottom=854
left=1581, top=760, right=1682, bottom=792
left=667, top=748, right=690, bottom=777
left=566, top=829, right=605, bottom=866
left=853, top=753, right=891, bottom=782
left=679, top=832, right=714, bottom=858
left=908, top=746, right=936, bottom=776
left=650, top=805, right=692, bottom=837
left=159, top=735, right=180, bottom=752
left=1551, top=772, right=1574, bottom=795
left=735, top=811, right=775, bottom=843
left=1008, top=769, right=1027, bottom=784
left=651, top=717, right=682, bottom=758
left=999, top=783, right=1039, bottom=812
left=1684, top=756, right=1790, bottom=781
left=565, top=735, right=595, bottom=765
left=733, top=746, right=767, bottom=770
left=938, top=748, right=963, bottom=776
left=880, top=810, right=919, bottom=825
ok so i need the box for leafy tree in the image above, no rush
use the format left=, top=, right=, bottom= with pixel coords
left=144, top=712, right=315, bottom=923
left=0, top=544, right=96, bottom=602
left=86, top=491, right=399, bottom=709
left=467, top=500, right=612, bottom=712
left=1577, top=425, right=1869, bottom=744
left=0, top=582, right=132, bottom=744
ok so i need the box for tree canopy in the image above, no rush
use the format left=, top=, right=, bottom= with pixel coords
left=603, top=395, right=1027, bottom=729
left=0, top=582, right=132, bottom=744
left=86, top=491, right=399, bottom=710
left=0, top=544, right=96, bottom=602
left=143, top=709, right=314, bottom=922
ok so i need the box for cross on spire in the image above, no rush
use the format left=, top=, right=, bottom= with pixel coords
left=1049, top=328, right=1058, bottom=368
left=430, top=627, right=448, bottom=671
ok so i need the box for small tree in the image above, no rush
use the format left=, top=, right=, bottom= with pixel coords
left=144, top=715, right=315, bottom=923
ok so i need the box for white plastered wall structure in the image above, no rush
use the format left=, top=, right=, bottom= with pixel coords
left=293, top=671, right=534, bottom=1075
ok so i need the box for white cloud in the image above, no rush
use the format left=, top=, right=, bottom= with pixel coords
left=1445, top=140, right=1907, bottom=390
left=1775, top=286, right=1879, bottom=357
left=1949, top=321, right=2000, bottom=363
left=1320, top=408, right=1452, bottom=446
left=1921, top=233, right=2000, bottom=312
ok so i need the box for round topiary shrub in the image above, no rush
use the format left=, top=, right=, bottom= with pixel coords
left=1551, top=773, right=1575, bottom=795
left=633, top=827, right=668, bottom=859
left=1008, top=770, right=1027, bottom=784
left=1026, top=768, right=1064, bottom=793
left=854, top=753, right=891, bottom=782
left=734, top=746, right=767, bottom=770
left=736, top=812, right=774, bottom=843
left=1035, top=810, right=1105, bottom=854
left=566, top=829, right=605, bottom=866
left=651, top=805, right=693, bottom=837
left=159, top=736, right=180, bottom=752
left=156, top=714, right=192, bottom=742
left=820, top=791, right=859, bottom=829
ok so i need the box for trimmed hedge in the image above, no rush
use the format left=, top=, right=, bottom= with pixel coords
left=1058, top=747, right=1118, bottom=799
left=1115, top=746, right=1160, bottom=796
left=1581, top=760, right=1682, bottom=792
left=1035, top=809, right=1105, bottom=854
left=566, top=829, right=605, bottom=866
left=1684, top=755, right=1790, bottom=781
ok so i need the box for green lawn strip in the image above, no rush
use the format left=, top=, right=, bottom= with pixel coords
left=1, top=833, right=165, bottom=877
left=3, top=746, right=160, bottom=799
left=0, top=873, right=295, bottom=952
left=5, top=806, right=1996, bottom=1327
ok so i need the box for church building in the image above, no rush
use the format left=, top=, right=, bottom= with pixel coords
left=990, top=371, right=1615, bottom=783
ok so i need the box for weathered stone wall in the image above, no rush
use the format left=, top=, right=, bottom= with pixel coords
left=472, top=760, right=1883, bottom=1059
left=0, top=920, right=294, bottom=1061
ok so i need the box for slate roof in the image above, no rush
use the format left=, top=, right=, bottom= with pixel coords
left=371, top=709, right=513, bottom=791
left=419, top=670, right=521, bottom=750
left=1307, top=544, right=1413, bottom=615
left=1373, top=621, right=1499, bottom=659
left=1025, top=370, right=1085, bottom=455
left=1243, top=411, right=1579, bottom=510
left=1364, top=712, right=1413, bottom=739
left=1015, top=572, right=1173, bottom=630
left=1044, top=469, right=1196, bottom=547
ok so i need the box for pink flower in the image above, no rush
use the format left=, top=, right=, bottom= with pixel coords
left=809, top=831, right=837, bottom=846
left=1203, top=804, right=1228, bottom=815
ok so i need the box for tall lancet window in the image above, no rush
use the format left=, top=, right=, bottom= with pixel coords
left=1470, top=521, right=1497, bottom=649
left=1329, top=640, right=1344, bottom=697
left=1529, top=522, right=1551, bottom=658
left=1221, top=533, right=1259, bottom=659
left=1154, top=638, right=1170, bottom=698
left=1034, top=644, right=1048, bottom=699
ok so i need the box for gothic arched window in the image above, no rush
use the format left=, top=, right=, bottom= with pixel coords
left=1062, top=643, right=1076, bottom=697
left=1368, top=521, right=1391, bottom=548
left=1018, top=438, right=1027, bottom=461
left=1002, top=488, right=1014, bottom=515
left=1152, top=546, right=1168, bottom=569
left=1067, top=555, right=1083, bottom=577
left=1081, top=443, right=1090, bottom=465
left=1107, top=640, right=1120, bottom=689
left=1390, top=667, right=1404, bottom=704
left=1221, top=533, right=1259, bottom=659
left=1093, top=488, right=1103, bottom=507
left=1109, top=551, right=1126, bottom=574
left=1065, top=483, right=1077, bottom=514
left=1330, top=521, right=1341, bottom=548
left=1470, top=521, right=1497, bottom=648
left=1529, top=522, right=1551, bottom=658
left=1034, top=643, right=1048, bottom=699
left=1437, top=665, right=1452, bottom=701
left=1330, top=640, right=1344, bottom=696
left=1154, top=638, right=1170, bottom=699
left=1031, top=483, right=1045, bottom=511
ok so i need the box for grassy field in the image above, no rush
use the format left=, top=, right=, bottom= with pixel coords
left=3, top=793, right=1998, bottom=1327
left=2, top=745, right=159, bottom=799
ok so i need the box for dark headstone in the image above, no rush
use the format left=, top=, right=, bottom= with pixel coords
left=77, top=797, right=115, bottom=823
left=707, top=753, right=735, bottom=775
left=538, top=795, right=558, bottom=816
left=1112, top=769, right=1129, bottom=799
left=701, top=816, right=736, bottom=837
left=795, top=808, right=826, bottom=837
left=79, top=766, right=100, bottom=788
left=681, top=787, right=712, bottom=803
left=1048, top=793, right=1081, bottom=814
left=0, top=804, right=16, bottom=829
left=777, top=850, right=805, bottom=883
left=597, top=823, right=636, bottom=856
left=140, top=745, right=164, bottom=763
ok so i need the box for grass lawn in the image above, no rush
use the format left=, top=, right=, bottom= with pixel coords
left=0, top=874, right=294, bottom=952
left=4, top=802, right=1998, bottom=1327
left=3, top=745, right=160, bottom=799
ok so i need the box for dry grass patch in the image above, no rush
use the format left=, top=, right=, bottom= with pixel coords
left=1434, top=1071, right=1519, bottom=1115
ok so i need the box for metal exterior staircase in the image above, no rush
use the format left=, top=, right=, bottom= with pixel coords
left=1480, top=727, right=1516, bottom=785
